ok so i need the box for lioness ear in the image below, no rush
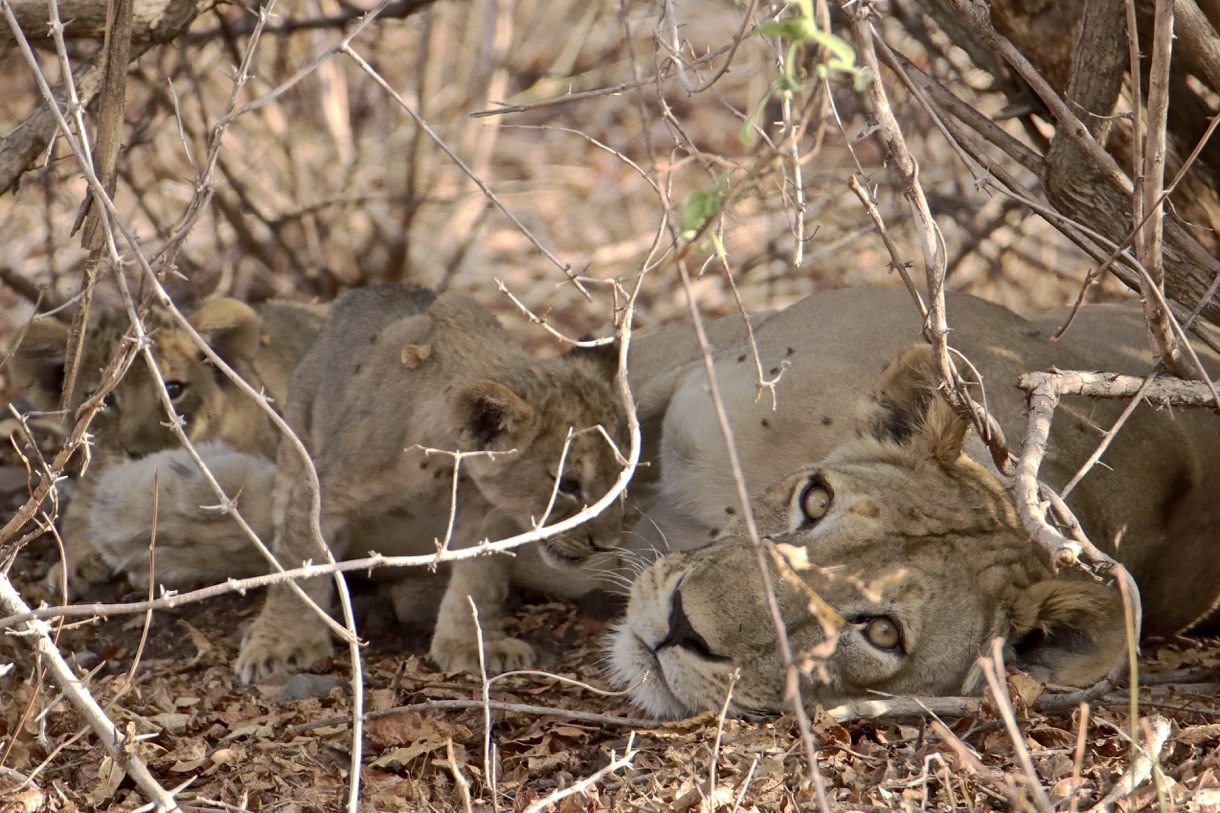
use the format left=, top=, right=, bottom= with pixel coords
left=858, top=344, right=968, bottom=465
left=7, top=320, right=71, bottom=410
left=566, top=338, right=620, bottom=382
left=450, top=380, right=538, bottom=451
left=189, top=299, right=261, bottom=363
left=1007, top=578, right=1127, bottom=687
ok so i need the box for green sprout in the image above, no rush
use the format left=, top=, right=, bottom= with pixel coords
left=679, top=181, right=729, bottom=256
left=740, top=0, right=871, bottom=145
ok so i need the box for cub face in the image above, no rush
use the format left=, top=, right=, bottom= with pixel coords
left=10, top=299, right=275, bottom=458
left=449, top=351, right=628, bottom=564
left=609, top=349, right=1127, bottom=718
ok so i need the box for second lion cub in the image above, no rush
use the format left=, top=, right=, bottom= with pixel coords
left=235, top=285, right=627, bottom=683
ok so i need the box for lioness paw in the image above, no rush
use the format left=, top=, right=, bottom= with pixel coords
left=236, top=620, right=332, bottom=685
left=429, top=633, right=535, bottom=674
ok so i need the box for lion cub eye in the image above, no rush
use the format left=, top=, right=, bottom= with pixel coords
left=863, top=616, right=902, bottom=651
left=164, top=381, right=188, bottom=402
left=556, top=476, right=582, bottom=499
left=799, top=480, right=833, bottom=523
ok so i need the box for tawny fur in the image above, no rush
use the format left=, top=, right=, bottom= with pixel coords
left=611, top=288, right=1220, bottom=718
left=9, top=299, right=326, bottom=597
left=87, top=442, right=277, bottom=588
left=234, top=285, right=627, bottom=683
left=35, top=287, right=1218, bottom=714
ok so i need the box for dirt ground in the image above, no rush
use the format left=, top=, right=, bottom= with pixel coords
left=2, top=0, right=1220, bottom=810
left=3, top=525, right=1220, bottom=811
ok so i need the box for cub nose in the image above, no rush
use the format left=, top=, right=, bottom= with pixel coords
left=655, top=589, right=726, bottom=661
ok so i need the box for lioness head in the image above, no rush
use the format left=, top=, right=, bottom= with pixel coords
left=609, top=346, right=1126, bottom=718
left=9, top=300, right=281, bottom=459
left=448, top=342, right=628, bottom=566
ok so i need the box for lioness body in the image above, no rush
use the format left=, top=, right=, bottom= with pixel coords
left=7, top=299, right=326, bottom=594
left=235, top=285, right=627, bottom=683
left=613, top=287, right=1220, bottom=717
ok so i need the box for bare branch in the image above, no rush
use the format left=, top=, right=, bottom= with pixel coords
left=470, top=43, right=735, bottom=119
left=1011, top=369, right=1159, bottom=685
left=286, top=701, right=656, bottom=737
left=1091, top=715, right=1172, bottom=812
left=342, top=43, right=589, bottom=299
left=1021, top=369, right=1219, bottom=408
left=0, top=574, right=181, bottom=810
left=980, top=639, right=1055, bottom=813
left=849, top=6, right=1012, bottom=474
left=1137, top=0, right=1184, bottom=375
left=0, top=0, right=207, bottom=193
left=521, top=734, right=636, bottom=813
left=672, top=253, right=831, bottom=810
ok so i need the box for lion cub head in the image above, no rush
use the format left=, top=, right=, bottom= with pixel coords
left=609, top=346, right=1126, bottom=718
left=9, top=300, right=316, bottom=460
left=447, top=343, right=627, bottom=566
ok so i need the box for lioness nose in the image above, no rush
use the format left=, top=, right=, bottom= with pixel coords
left=655, top=590, right=725, bottom=661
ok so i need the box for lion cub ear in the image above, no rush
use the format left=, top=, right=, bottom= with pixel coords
left=189, top=299, right=261, bottom=363
left=565, top=338, right=620, bottom=381
left=857, top=344, right=968, bottom=465
left=7, top=319, right=71, bottom=410
left=450, top=380, right=538, bottom=452
left=1007, top=577, right=1127, bottom=687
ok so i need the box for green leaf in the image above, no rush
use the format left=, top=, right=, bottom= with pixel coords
left=738, top=89, right=773, bottom=146
left=755, top=17, right=819, bottom=41
left=679, top=185, right=726, bottom=241
left=807, top=30, right=858, bottom=64
left=678, top=190, right=712, bottom=237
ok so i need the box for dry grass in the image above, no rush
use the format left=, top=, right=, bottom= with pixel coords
left=1, top=0, right=1217, bottom=811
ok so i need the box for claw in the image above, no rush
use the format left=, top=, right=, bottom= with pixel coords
left=430, top=634, right=536, bottom=674
left=236, top=624, right=333, bottom=684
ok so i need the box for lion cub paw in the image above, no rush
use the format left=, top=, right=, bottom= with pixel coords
left=429, top=633, right=535, bottom=674
left=236, top=619, right=332, bottom=685
left=43, top=552, right=112, bottom=600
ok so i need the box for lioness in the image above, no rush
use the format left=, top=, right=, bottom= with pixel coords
left=7, top=299, right=326, bottom=594
left=611, top=287, right=1220, bottom=718
left=234, top=285, right=627, bottom=683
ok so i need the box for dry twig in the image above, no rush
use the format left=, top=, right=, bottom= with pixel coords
left=1091, top=715, right=1171, bottom=812
left=1135, top=0, right=1183, bottom=376
left=848, top=4, right=1012, bottom=474
left=521, top=734, right=637, bottom=813
left=0, top=575, right=182, bottom=810
left=980, top=639, right=1054, bottom=812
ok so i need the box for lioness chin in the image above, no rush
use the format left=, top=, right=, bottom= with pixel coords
left=234, top=284, right=628, bottom=684
left=612, top=287, right=1220, bottom=718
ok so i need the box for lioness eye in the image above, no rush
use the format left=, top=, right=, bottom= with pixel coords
left=863, top=616, right=902, bottom=650
left=557, top=476, right=581, bottom=498
left=165, top=381, right=188, bottom=401
left=799, top=480, right=832, bottom=522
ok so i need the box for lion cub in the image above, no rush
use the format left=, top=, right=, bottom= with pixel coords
left=8, top=298, right=326, bottom=595
left=235, top=284, right=626, bottom=683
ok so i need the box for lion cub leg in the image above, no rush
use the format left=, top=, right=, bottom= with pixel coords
left=43, top=479, right=115, bottom=599
left=430, top=552, right=535, bottom=673
left=235, top=471, right=353, bottom=684
left=426, top=512, right=537, bottom=673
